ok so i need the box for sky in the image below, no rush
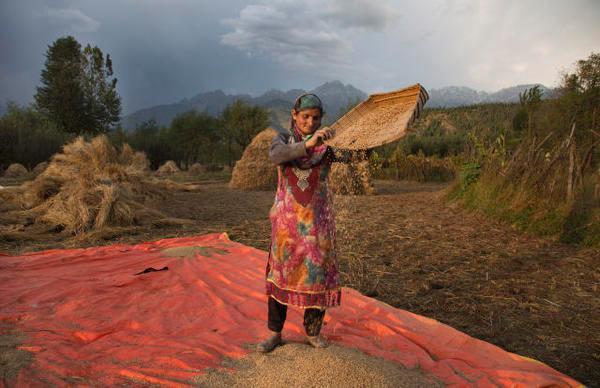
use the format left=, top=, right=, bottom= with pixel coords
left=1, top=0, right=599, bottom=115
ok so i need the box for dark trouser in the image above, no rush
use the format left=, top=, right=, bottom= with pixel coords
left=267, top=296, right=325, bottom=336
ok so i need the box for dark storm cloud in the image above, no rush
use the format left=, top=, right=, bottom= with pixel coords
left=0, top=0, right=304, bottom=114
left=0, top=1, right=598, bottom=115
left=39, top=7, right=101, bottom=32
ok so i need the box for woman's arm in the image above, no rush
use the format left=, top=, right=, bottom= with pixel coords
left=269, top=132, right=308, bottom=165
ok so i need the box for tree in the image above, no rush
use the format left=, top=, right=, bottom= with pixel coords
left=35, top=36, right=121, bottom=134
left=517, top=85, right=543, bottom=136
left=169, top=111, right=220, bottom=167
left=34, top=36, right=87, bottom=134
left=221, top=100, right=269, bottom=166
left=80, top=44, right=121, bottom=133
left=0, top=102, right=72, bottom=169
left=559, top=52, right=599, bottom=133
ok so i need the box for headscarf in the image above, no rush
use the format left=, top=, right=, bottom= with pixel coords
left=288, top=93, right=328, bottom=169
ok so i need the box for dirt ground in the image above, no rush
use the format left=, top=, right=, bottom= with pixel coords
left=1, top=176, right=598, bottom=386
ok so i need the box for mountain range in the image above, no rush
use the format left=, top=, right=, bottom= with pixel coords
left=121, top=81, right=367, bottom=131
left=119, top=81, right=554, bottom=130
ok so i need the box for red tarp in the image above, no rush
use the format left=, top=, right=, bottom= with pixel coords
left=0, top=233, right=581, bottom=387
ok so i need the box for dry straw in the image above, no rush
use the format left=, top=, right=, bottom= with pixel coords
left=32, top=162, right=48, bottom=176
left=3, top=163, right=28, bottom=178
left=156, top=160, right=180, bottom=176
left=188, top=163, right=207, bottom=175
left=0, top=135, right=191, bottom=238
left=229, top=127, right=278, bottom=190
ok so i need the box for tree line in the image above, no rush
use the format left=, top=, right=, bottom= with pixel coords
left=0, top=36, right=268, bottom=171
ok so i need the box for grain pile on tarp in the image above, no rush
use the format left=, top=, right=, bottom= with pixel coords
left=32, top=162, right=48, bottom=176
left=0, top=135, right=189, bottom=238
left=188, top=162, right=206, bottom=175
left=155, top=160, right=180, bottom=176
left=329, top=152, right=376, bottom=195
left=3, top=163, right=28, bottom=178
left=229, top=127, right=278, bottom=190
left=0, top=232, right=581, bottom=386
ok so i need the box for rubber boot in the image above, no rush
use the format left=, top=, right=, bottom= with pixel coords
left=256, top=331, right=282, bottom=353
left=307, top=334, right=328, bottom=348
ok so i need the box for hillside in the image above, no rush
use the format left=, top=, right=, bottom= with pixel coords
left=121, top=81, right=368, bottom=130
left=121, top=82, right=554, bottom=130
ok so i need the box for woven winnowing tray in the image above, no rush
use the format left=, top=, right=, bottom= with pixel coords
left=325, top=83, right=429, bottom=150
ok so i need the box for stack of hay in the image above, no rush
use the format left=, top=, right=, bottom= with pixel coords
left=3, top=163, right=28, bottom=178
left=329, top=151, right=376, bottom=195
left=188, top=163, right=206, bottom=175
left=32, top=162, right=48, bottom=176
left=0, top=136, right=187, bottom=237
left=156, top=160, right=180, bottom=176
left=229, top=127, right=278, bottom=190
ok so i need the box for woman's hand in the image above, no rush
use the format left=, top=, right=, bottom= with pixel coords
left=305, top=127, right=335, bottom=149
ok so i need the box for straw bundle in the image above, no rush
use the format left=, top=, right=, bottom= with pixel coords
left=2, top=136, right=188, bottom=236
left=156, top=160, right=180, bottom=176
left=326, top=84, right=429, bottom=150
left=229, top=127, right=278, bottom=190
left=32, top=162, right=48, bottom=175
left=3, top=163, right=28, bottom=178
left=188, top=163, right=207, bottom=175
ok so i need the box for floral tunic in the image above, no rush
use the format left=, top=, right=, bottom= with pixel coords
left=265, top=129, right=347, bottom=309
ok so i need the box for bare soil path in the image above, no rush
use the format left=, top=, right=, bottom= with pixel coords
left=1, top=179, right=598, bottom=385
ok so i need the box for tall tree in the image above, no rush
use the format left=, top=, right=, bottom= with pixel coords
left=518, top=85, right=543, bottom=136
left=169, top=111, right=219, bottom=167
left=34, top=36, right=87, bottom=134
left=35, top=36, right=121, bottom=134
left=80, top=44, right=121, bottom=133
left=221, top=100, right=269, bottom=166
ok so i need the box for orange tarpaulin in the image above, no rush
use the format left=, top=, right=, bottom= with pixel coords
left=0, top=233, right=581, bottom=387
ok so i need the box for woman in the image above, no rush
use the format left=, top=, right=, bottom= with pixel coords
left=258, top=93, right=351, bottom=353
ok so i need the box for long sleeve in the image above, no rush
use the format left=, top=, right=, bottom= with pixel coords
left=269, top=132, right=308, bottom=165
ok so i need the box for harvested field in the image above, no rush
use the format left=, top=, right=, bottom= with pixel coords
left=0, top=175, right=597, bottom=385
left=0, top=136, right=194, bottom=243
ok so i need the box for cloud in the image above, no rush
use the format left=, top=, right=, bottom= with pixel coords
left=42, top=8, right=100, bottom=33
left=220, top=0, right=399, bottom=70
left=511, top=62, right=528, bottom=73
left=323, top=0, right=400, bottom=30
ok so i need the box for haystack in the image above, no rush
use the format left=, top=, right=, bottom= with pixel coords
left=329, top=152, right=376, bottom=195
left=1, top=136, right=189, bottom=237
left=229, top=127, right=278, bottom=190
left=32, top=162, right=48, bottom=175
left=156, top=160, right=180, bottom=176
left=3, top=163, right=28, bottom=178
left=188, top=163, right=206, bottom=175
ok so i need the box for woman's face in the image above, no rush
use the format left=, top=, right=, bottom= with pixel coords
left=292, top=108, right=322, bottom=135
